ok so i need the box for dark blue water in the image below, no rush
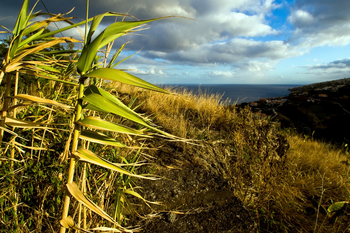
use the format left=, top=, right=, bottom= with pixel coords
left=164, top=84, right=301, bottom=104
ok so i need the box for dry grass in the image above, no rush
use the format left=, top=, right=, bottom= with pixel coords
left=2, top=80, right=349, bottom=232
left=279, top=135, right=350, bottom=232
left=111, top=83, right=233, bottom=138
left=113, top=82, right=350, bottom=232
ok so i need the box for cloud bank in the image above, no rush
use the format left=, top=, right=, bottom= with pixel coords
left=1, top=0, right=350, bottom=83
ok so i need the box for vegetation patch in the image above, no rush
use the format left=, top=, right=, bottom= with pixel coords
left=0, top=1, right=349, bottom=232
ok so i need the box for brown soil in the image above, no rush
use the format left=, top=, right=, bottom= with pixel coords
left=128, top=141, right=256, bottom=232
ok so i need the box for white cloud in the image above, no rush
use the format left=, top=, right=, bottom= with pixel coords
left=302, top=58, right=350, bottom=72
left=126, top=66, right=167, bottom=76
left=288, top=10, right=314, bottom=27
left=288, top=0, right=350, bottom=49
left=208, top=71, right=235, bottom=77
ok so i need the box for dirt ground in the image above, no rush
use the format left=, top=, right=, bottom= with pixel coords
left=128, top=141, right=256, bottom=232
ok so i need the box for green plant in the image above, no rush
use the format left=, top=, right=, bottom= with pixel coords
left=0, top=1, right=183, bottom=231
left=56, top=2, right=183, bottom=232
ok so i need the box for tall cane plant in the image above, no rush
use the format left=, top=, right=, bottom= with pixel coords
left=0, top=0, right=92, bottom=144
left=1, top=1, right=183, bottom=231
left=57, top=4, right=182, bottom=233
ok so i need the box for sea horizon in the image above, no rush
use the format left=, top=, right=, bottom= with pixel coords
left=161, top=84, right=303, bottom=105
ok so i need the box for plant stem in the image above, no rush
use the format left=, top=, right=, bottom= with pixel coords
left=60, top=82, right=85, bottom=233
left=0, top=73, right=13, bottom=144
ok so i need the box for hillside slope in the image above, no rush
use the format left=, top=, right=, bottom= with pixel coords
left=113, top=84, right=350, bottom=232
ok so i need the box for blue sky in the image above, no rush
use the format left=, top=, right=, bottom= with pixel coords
left=1, top=0, right=350, bottom=84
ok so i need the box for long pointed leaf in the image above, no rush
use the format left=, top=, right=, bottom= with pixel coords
left=10, top=37, right=80, bottom=66
left=83, top=93, right=173, bottom=137
left=77, top=32, right=105, bottom=74
left=83, top=93, right=149, bottom=127
left=19, top=69, right=78, bottom=86
left=98, top=18, right=172, bottom=50
left=124, top=189, right=161, bottom=206
left=66, top=182, right=125, bottom=229
left=86, top=12, right=127, bottom=44
left=12, top=0, right=29, bottom=36
left=13, top=94, right=73, bottom=109
left=79, top=130, right=127, bottom=147
left=107, top=42, right=128, bottom=68
left=18, top=27, right=45, bottom=49
left=73, top=148, right=157, bottom=180
left=85, top=85, right=142, bottom=118
left=83, top=103, right=109, bottom=113
left=35, top=19, right=93, bottom=40
left=111, top=50, right=137, bottom=68
left=5, top=117, right=51, bottom=129
left=84, top=68, right=169, bottom=94
left=76, top=116, right=150, bottom=137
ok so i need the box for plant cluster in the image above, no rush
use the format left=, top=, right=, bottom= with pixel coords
left=0, top=0, right=180, bottom=232
left=1, top=1, right=349, bottom=232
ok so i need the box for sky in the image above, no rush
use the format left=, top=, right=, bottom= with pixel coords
left=1, top=0, right=350, bottom=85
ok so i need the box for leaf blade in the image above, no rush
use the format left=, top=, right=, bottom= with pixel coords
left=76, top=116, right=150, bottom=137
left=79, top=130, right=127, bottom=148
left=13, top=94, right=73, bottom=109
left=74, top=148, right=157, bottom=180
left=66, top=182, right=123, bottom=228
left=84, top=68, right=170, bottom=94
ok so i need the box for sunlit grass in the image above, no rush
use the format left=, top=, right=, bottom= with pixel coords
left=113, top=83, right=350, bottom=232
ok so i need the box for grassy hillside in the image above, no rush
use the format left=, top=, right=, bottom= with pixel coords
left=1, top=82, right=350, bottom=232
left=0, top=1, right=349, bottom=231
left=107, top=83, right=350, bottom=232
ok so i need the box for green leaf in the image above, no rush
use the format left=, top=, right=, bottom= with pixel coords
left=98, top=17, right=173, bottom=50
left=84, top=68, right=170, bottom=94
left=83, top=93, right=150, bottom=127
left=107, top=42, right=128, bottom=68
left=22, top=21, right=47, bottom=36
left=18, top=28, right=45, bottom=49
left=31, top=72, right=78, bottom=86
left=76, top=116, right=150, bottom=137
left=85, top=85, right=142, bottom=118
left=79, top=130, right=127, bottom=147
left=73, top=148, right=157, bottom=180
left=83, top=91, right=174, bottom=137
left=77, top=32, right=105, bottom=74
left=36, top=64, right=61, bottom=73
left=111, top=50, right=137, bottom=68
left=35, top=19, right=93, bottom=41
left=12, top=0, right=29, bottom=36
left=327, top=201, right=348, bottom=213
left=86, top=12, right=126, bottom=44
left=83, top=103, right=109, bottom=113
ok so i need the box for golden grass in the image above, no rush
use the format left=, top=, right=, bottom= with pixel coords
left=280, top=135, right=350, bottom=232
left=113, top=82, right=350, bottom=232
left=2, top=80, right=349, bottom=232
left=111, top=83, right=233, bottom=138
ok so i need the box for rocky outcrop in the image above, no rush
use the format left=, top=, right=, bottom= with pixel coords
left=240, top=79, right=350, bottom=145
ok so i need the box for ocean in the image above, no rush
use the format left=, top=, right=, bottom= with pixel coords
left=163, top=84, right=302, bottom=105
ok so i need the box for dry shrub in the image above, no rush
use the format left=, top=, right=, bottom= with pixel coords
left=280, top=135, right=350, bottom=232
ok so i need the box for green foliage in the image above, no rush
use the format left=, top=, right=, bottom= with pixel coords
left=0, top=0, right=178, bottom=232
